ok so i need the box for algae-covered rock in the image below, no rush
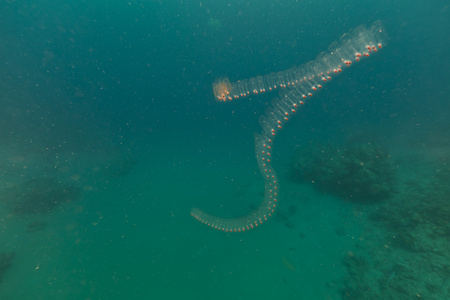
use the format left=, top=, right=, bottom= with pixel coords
left=1, top=177, right=81, bottom=215
left=291, top=140, right=396, bottom=202
left=0, top=252, right=15, bottom=284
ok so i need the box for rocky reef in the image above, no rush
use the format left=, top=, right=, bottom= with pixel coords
left=290, top=140, right=396, bottom=202
left=340, top=154, right=450, bottom=299
left=0, top=252, right=15, bottom=284
left=1, top=176, right=81, bottom=215
left=25, top=220, right=48, bottom=233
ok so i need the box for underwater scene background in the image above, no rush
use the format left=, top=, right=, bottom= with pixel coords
left=0, top=0, right=449, bottom=299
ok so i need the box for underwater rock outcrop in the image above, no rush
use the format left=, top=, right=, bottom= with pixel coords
left=371, top=163, right=450, bottom=252
left=101, top=156, right=137, bottom=178
left=25, top=220, right=47, bottom=233
left=1, top=177, right=81, bottom=215
left=290, top=140, right=396, bottom=202
left=340, top=154, right=450, bottom=299
left=0, top=252, right=15, bottom=284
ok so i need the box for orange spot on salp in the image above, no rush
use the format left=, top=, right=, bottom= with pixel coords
left=300, top=101, right=304, bottom=105
left=212, top=77, right=232, bottom=101
left=378, top=43, right=382, bottom=48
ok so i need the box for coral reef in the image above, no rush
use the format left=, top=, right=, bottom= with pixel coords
left=290, top=140, right=396, bottom=202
